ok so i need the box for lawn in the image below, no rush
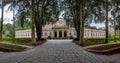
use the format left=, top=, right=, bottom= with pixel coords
left=73, top=38, right=120, bottom=46
left=0, top=42, right=27, bottom=52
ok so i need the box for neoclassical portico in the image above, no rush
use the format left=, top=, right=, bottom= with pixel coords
left=51, top=18, right=69, bottom=39
left=52, top=28, right=68, bottom=38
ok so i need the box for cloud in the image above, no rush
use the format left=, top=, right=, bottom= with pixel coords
left=90, top=22, right=105, bottom=28
left=0, top=4, right=13, bottom=24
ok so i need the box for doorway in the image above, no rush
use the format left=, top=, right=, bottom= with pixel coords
left=59, top=31, right=62, bottom=38
left=54, top=31, right=57, bottom=38
left=64, top=31, right=67, bottom=37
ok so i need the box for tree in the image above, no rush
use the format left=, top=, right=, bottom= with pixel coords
left=105, top=0, right=109, bottom=43
left=65, top=0, right=98, bottom=45
left=0, top=0, right=12, bottom=41
left=12, top=0, right=59, bottom=42
left=90, top=0, right=111, bottom=43
left=111, top=0, right=120, bottom=41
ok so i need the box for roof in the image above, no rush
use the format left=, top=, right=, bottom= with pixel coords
left=53, top=18, right=67, bottom=28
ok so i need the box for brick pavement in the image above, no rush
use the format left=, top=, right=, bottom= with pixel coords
left=0, top=40, right=119, bottom=63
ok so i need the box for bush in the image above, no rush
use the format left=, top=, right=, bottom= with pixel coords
left=84, top=38, right=105, bottom=46
left=47, top=35, right=52, bottom=39
left=73, top=38, right=106, bottom=46
left=108, top=38, right=120, bottom=41
left=73, top=38, right=79, bottom=41
left=0, top=43, right=26, bottom=51
left=3, top=38, right=32, bottom=44
left=69, top=35, right=74, bottom=39
left=40, top=38, right=47, bottom=42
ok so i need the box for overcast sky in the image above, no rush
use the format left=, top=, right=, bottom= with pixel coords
left=0, top=4, right=113, bottom=28
left=0, top=4, right=13, bottom=24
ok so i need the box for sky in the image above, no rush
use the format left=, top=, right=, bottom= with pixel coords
left=0, top=4, right=112, bottom=28
left=0, top=4, right=13, bottom=24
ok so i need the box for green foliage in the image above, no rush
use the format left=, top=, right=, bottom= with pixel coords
left=108, top=38, right=120, bottom=41
left=3, top=38, right=32, bottom=44
left=73, top=38, right=120, bottom=46
left=15, top=20, right=31, bottom=31
left=0, top=42, right=26, bottom=50
left=47, top=35, right=52, bottom=39
left=3, top=24, right=14, bottom=37
left=83, top=38, right=105, bottom=46
left=85, top=25, right=97, bottom=29
left=69, top=35, right=74, bottom=39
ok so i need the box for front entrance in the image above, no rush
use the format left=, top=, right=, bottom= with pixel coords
left=59, top=31, right=62, bottom=37
left=54, top=31, right=57, bottom=37
left=64, top=31, right=67, bottom=37
left=53, top=30, right=67, bottom=39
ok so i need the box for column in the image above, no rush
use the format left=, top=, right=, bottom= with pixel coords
left=62, top=30, right=64, bottom=38
left=57, top=30, right=59, bottom=38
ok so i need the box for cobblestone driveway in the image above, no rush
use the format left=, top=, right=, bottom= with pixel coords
left=0, top=40, right=120, bottom=63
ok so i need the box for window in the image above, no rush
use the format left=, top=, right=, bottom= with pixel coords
left=50, top=32, right=52, bottom=35
left=69, top=32, right=71, bottom=35
left=74, top=32, right=76, bottom=35
left=45, top=32, right=47, bottom=36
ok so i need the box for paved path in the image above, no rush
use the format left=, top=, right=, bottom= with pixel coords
left=0, top=40, right=120, bottom=63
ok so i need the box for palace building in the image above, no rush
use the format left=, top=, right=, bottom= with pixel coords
left=15, top=19, right=105, bottom=38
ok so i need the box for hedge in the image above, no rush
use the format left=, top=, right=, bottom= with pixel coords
left=3, top=38, right=32, bottom=44
left=73, top=38, right=120, bottom=46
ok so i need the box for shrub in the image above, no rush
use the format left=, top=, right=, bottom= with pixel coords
left=73, top=38, right=79, bottom=41
left=0, top=43, right=26, bottom=50
left=40, top=38, right=47, bottom=42
left=47, top=35, right=52, bottom=39
left=69, top=35, right=74, bottom=39
left=3, top=38, right=32, bottom=44
left=73, top=38, right=105, bottom=46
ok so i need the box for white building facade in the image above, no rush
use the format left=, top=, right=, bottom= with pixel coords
left=15, top=19, right=105, bottom=38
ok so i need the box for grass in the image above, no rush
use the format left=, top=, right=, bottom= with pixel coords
left=73, top=38, right=120, bottom=46
left=83, top=41, right=105, bottom=46
left=3, top=38, right=32, bottom=45
left=0, top=42, right=27, bottom=52
left=2, top=38, right=47, bottom=47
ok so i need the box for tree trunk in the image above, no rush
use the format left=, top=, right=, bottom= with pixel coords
left=80, top=4, right=84, bottom=45
left=34, top=0, right=43, bottom=41
left=35, top=20, right=41, bottom=41
left=118, top=29, right=120, bottom=39
left=114, top=18, right=116, bottom=42
left=39, top=21, right=42, bottom=39
left=13, top=9, right=15, bottom=42
left=31, top=0, right=36, bottom=43
left=74, top=17, right=80, bottom=41
left=0, top=6, right=4, bottom=41
left=105, top=0, right=109, bottom=43
left=71, top=7, right=80, bottom=41
left=34, top=11, right=41, bottom=41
